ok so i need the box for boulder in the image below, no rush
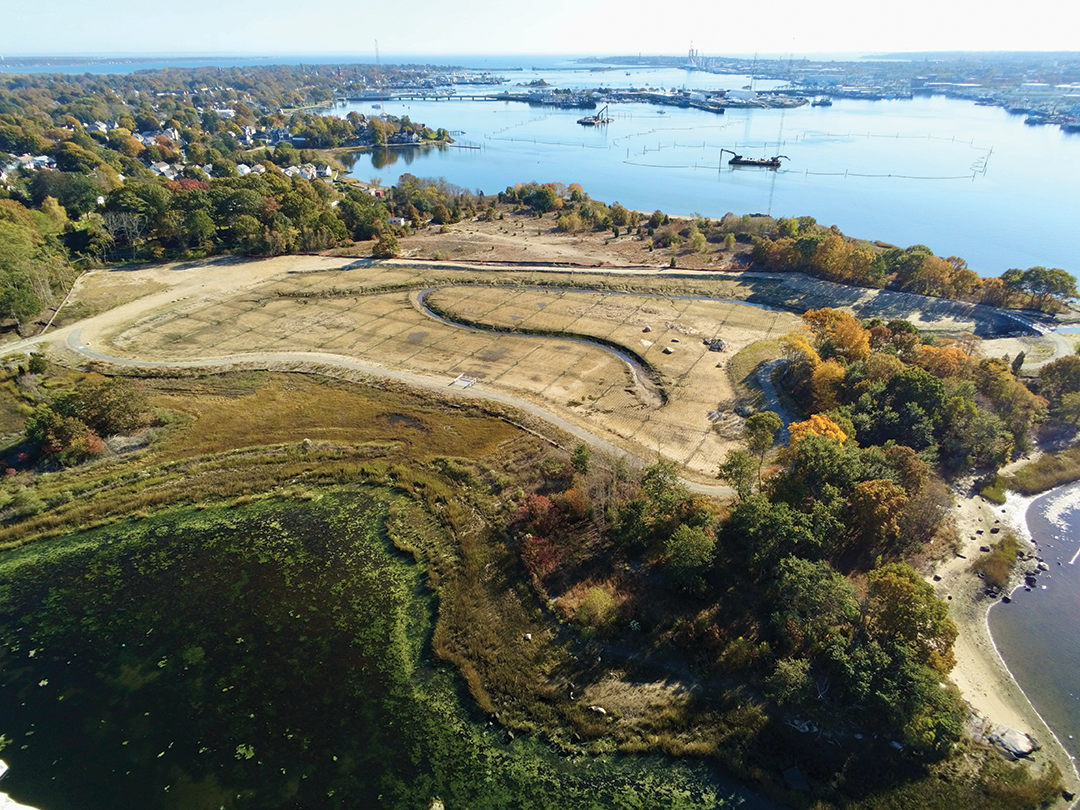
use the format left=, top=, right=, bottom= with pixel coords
left=989, top=727, right=1039, bottom=760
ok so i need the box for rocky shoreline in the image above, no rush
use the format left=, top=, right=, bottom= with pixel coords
left=934, top=488, right=1079, bottom=806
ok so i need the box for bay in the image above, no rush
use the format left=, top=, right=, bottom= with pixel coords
left=342, top=91, right=1080, bottom=276
left=989, top=482, right=1080, bottom=764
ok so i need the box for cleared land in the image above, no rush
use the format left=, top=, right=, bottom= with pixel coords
left=34, top=259, right=799, bottom=479
left=13, top=251, right=1068, bottom=481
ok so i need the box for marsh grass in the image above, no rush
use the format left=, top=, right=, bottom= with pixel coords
left=972, top=531, right=1022, bottom=589
left=1004, top=445, right=1080, bottom=495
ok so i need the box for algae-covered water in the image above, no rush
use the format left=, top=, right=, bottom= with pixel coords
left=0, top=491, right=765, bottom=809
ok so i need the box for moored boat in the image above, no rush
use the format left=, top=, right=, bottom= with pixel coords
left=720, top=149, right=788, bottom=168
left=577, top=104, right=613, bottom=126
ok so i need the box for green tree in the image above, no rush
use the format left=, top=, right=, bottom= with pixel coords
left=570, top=443, right=591, bottom=476
left=184, top=208, right=217, bottom=248
left=1040, top=355, right=1080, bottom=403
left=664, top=524, right=716, bottom=596
left=744, top=410, right=782, bottom=484
left=717, top=450, right=756, bottom=500
left=1058, top=391, right=1080, bottom=423
left=771, top=556, right=858, bottom=654
left=372, top=231, right=400, bottom=259
left=765, top=657, right=812, bottom=707
left=1011, top=351, right=1026, bottom=376
left=866, top=563, right=957, bottom=676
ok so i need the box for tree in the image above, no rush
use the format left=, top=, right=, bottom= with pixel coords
left=743, top=411, right=782, bottom=484
left=664, top=524, right=716, bottom=596
left=725, top=495, right=832, bottom=575
left=1015, top=267, right=1078, bottom=311
left=1011, top=351, right=1026, bottom=376
left=803, top=308, right=870, bottom=362
left=772, top=557, right=859, bottom=649
left=765, top=658, right=812, bottom=706
left=571, top=443, right=591, bottom=476
left=372, top=231, right=400, bottom=259
left=718, top=450, right=756, bottom=500
left=1058, top=391, right=1080, bottom=423
left=1040, top=355, right=1080, bottom=404
left=866, top=563, right=957, bottom=676
left=811, top=358, right=846, bottom=411
left=849, top=479, right=909, bottom=547
left=25, top=404, right=104, bottom=465
left=184, top=208, right=217, bottom=248
left=788, top=414, right=847, bottom=447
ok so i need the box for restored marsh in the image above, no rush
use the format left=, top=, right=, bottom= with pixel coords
left=0, top=492, right=763, bottom=809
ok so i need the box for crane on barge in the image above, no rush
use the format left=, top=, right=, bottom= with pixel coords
left=720, top=149, right=789, bottom=168
left=577, top=105, right=613, bottom=126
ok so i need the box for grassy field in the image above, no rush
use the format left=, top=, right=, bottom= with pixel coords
left=1, top=247, right=1070, bottom=808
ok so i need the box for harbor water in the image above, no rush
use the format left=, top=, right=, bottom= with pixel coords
left=2, top=52, right=1077, bottom=273
left=990, top=482, right=1080, bottom=763
left=342, top=88, right=1079, bottom=276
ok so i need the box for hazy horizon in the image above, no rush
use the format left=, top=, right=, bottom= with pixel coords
left=8, top=0, right=1077, bottom=62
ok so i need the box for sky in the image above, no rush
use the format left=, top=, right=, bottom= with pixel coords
left=9, top=0, right=1078, bottom=58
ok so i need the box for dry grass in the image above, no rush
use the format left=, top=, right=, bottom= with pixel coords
left=60, top=271, right=169, bottom=325
left=148, top=373, right=517, bottom=462
left=0, top=372, right=523, bottom=550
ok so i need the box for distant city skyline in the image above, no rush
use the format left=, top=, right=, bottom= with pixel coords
left=10, top=0, right=1078, bottom=60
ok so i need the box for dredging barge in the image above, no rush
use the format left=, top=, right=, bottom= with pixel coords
left=577, top=104, right=613, bottom=126
left=721, top=149, right=788, bottom=168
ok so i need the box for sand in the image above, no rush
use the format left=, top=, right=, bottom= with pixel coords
left=934, top=487, right=1079, bottom=798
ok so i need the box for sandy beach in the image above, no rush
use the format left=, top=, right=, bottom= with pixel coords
left=934, top=487, right=1080, bottom=802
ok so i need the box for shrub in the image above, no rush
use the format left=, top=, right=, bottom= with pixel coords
left=372, top=232, right=400, bottom=258
left=577, top=588, right=615, bottom=628
left=972, top=531, right=1021, bottom=589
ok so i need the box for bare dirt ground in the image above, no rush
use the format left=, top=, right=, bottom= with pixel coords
left=332, top=209, right=743, bottom=270
left=24, top=258, right=794, bottom=481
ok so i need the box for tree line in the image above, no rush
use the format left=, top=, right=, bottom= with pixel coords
left=750, top=216, right=1076, bottom=313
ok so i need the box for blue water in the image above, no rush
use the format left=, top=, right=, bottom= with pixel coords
left=343, top=91, right=1079, bottom=275
left=990, top=483, right=1080, bottom=763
